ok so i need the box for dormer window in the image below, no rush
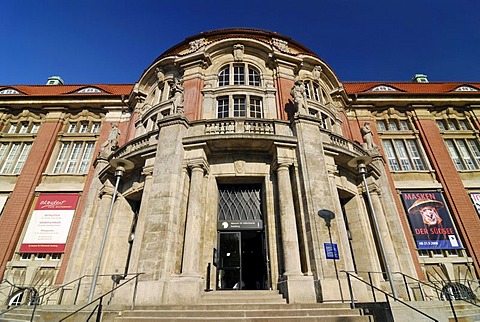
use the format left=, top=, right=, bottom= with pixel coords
left=371, top=85, right=397, bottom=92
left=218, top=64, right=261, bottom=87
left=454, top=86, right=478, bottom=92
left=77, top=87, right=103, bottom=94
left=0, top=88, right=21, bottom=95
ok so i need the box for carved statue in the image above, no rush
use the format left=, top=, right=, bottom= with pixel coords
left=233, top=44, right=244, bottom=61
left=290, top=80, right=307, bottom=114
left=99, top=124, right=120, bottom=159
left=155, top=67, right=165, bottom=85
left=171, top=78, right=184, bottom=114
left=361, top=122, right=379, bottom=152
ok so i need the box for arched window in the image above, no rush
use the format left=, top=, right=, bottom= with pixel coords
left=218, top=64, right=261, bottom=87
left=215, top=63, right=263, bottom=118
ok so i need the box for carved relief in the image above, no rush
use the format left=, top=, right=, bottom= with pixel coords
left=272, top=38, right=289, bottom=52
left=312, top=66, right=322, bottom=80
left=188, top=38, right=206, bottom=53
left=233, top=44, right=244, bottom=61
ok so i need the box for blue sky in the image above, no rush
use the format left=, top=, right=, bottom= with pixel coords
left=2, top=1, right=479, bottom=85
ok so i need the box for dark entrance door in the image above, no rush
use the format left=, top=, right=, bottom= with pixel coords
left=217, top=230, right=267, bottom=290
left=216, top=184, right=268, bottom=290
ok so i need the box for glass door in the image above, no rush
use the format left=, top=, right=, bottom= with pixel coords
left=217, top=232, right=242, bottom=290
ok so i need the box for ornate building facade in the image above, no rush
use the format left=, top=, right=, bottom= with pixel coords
left=0, top=29, right=479, bottom=312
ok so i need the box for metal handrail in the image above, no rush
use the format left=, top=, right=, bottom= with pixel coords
left=0, top=272, right=143, bottom=321
left=59, top=272, right=143, bottom=321
left=343, top=271, right=439, bottom=322
left=395, top=271, right=480, bottom=321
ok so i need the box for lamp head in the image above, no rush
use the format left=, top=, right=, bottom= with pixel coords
left=318, top=209, right=335, bottom=227
left=347, top=156, right=372, bottom=175
left=110, top=158, right=134, bottom=177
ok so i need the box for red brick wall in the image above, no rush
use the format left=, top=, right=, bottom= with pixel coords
left=183, top=78, right=204, bottom=121
left=275, top=77, right=294, bottom=120
left=415, top=118, right=480, bottom=274
left=0, top=121, right=63, bottom=276
left=55, top=120, right=129, bottom=283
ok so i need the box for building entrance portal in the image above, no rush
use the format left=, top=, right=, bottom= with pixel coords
left=217, top=230, right=268, bottom=290
left=216, top=184, right=269, bottom=290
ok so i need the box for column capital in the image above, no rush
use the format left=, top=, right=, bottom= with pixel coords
left=185, top=158, right=209, bottom=175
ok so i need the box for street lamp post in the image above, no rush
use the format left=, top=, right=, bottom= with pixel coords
left=318, top=209, right=344, bottom=302
left=348, top=156, right=398, bottom=299
left=88, top=158, right=134, bottom=303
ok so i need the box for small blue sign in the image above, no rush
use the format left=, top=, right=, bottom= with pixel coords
left=324, top=243, right=339, bottom=260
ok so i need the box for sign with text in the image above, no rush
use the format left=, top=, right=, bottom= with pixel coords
left=324, top=243, right=339, bottom=260
left=401, top=191, right=461, bottom=250
left=470, top=193, right=480, bottom=218
left=20, top=194, right=79, bottom=253
left=217, top=220, right=263, bottom=230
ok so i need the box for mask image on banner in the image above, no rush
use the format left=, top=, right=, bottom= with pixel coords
left=401, top=192, right=462, bottom=250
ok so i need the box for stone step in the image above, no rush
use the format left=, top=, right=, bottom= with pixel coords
left=131, top=303, right=354, bottom=310
left=114, top=316, right=372, bottom=321
left=118, top=307, right=363, bottom=318
left=200, top=290, right=287, bottom=304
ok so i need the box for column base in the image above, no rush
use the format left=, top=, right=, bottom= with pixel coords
left=278, top=275, right=317, bottom=303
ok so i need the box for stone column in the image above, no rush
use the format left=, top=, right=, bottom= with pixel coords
left=181, top=164, right=205, bottom=277
left=276, top=162, right=317, bottom=303
left=370, top=188, right=400, bottom=273
left=276, top=163, right=303, bottom=276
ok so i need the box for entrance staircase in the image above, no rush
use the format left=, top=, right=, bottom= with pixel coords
left=115, top=290, right=373, bottom=321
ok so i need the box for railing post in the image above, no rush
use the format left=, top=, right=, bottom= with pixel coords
left=132, top=274, right=139, bottom=310
left=346, top=272, right=355, bottom=309
left=447, top=296, right=458, bottom=322
left=96, top=297, right=103, bottom=322
left=368, top=272, right=376, bottom=302
left=74, top=277, right=82, bottom=305
left=402, top=274, right=412, bottom=301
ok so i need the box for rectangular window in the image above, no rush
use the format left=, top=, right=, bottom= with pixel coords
left=382, top=139, right=426, bottom=171
left=445, top=139, right=480, bottom=170
left=233, top=66, right=245, bottom=85
left=436, top=120, right=446, bottom=130
left=399, top=120, right=410, bottom=130
left=7, top=124, right=17, bottom=134
left=304, top=83, right=311, bottom=99
left=67, top=124, right=77, bottom=133
left=31, top=123, right=40, bottom=133
left=376, top=120, right=387, bottom=131
left=313, top=84, right=320, bottom=101
left=0, top=143, right=32, bottom=174
left=248, top=68, right=260, bottom=86
left=388, top=121, right=398, bottom=131
left=53, top=141, right=95, bottom=174
left=217, top=97, right=229, bottom=118
left=79, top=123, right=89, bottom=133
left=19, top=123, right=29, bottom=134
left=249, top=97, right=263, bottom=118
left=91, top=123, right=101, bottom=133
left=233, top=97, right=246, bottom=117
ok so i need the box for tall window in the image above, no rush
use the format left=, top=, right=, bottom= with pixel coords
left=53, top=142, right=95, bottom=174
left=436, top=115, right=479, bottom=170
left=217, top=95, right=263, bottom=119
left=445, top=139, right=480, bottom=170
left=52, top=120, right=100, bottom=174
left=382, top=139, right=426, bottom=171
left=0, top=143, right=32, bottom=174
left=376, top=116, right=428, bottom=172
left=216, top=63, right=264, bottom=119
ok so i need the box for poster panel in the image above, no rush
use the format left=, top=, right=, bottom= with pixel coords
left=470, top=193, right=480, bottom=218
left=401, top=191, right=462, bottom=250
left=20, top=194, right=79, bottom=253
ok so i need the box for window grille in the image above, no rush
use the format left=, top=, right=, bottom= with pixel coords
left=218, top=185, right=263, bottom=221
